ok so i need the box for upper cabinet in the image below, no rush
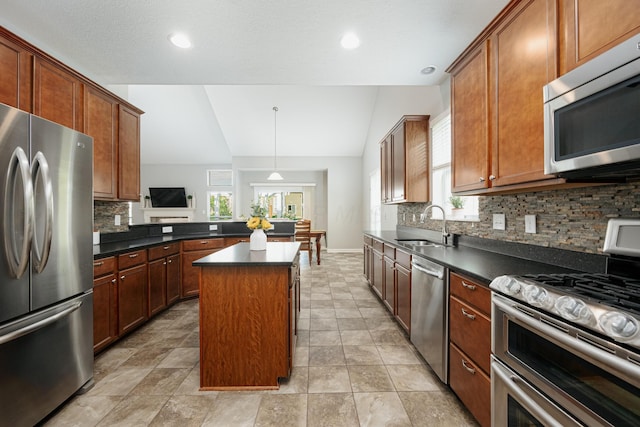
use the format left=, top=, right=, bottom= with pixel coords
left=559, top=0, right=640, bottom=75
left=380, top=115, right=430, bottom=204
left=0, top=26, right=143, bottom=201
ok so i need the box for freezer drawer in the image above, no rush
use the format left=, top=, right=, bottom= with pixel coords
left=0, top=292, right=94, bottom=427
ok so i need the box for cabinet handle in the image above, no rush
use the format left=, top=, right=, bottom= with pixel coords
left=200, top=241, right=209, bottom=244
left=163, top=262, right=167, bottom=265
left=111, top=278, right=116, bottom=284
left=489, top=175, right=496, bottom=181
left=94, top=261, right=104, bottom=267
left=461, top=308, right=476, bottom=320
left=461, top=281, right=476, bottom=291
left=462, top=359, right=476, bottom=375
left=120, top=275, right=125, bottom=280
left=168, top=259, right=172, bottom=264
left=163, top=246, right=170, bottom=250
left=128, top=253, right=139, bottom=258
left=479, top=177, right=485, bottom=182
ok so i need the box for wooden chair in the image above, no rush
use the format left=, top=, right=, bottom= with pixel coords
left=295, top=219, right=312, bottom=264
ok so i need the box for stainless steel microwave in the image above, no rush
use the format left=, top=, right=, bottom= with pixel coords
left=544, top=35, right=640, bottom=178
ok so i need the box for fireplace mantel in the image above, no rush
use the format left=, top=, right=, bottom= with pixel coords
left=141, top=207, right=196, bottom=223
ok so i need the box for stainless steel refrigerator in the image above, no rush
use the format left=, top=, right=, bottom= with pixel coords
left=0, top=103, right=94, bottom=426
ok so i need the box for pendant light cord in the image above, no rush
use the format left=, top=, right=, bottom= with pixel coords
left=273, top=106, right=278, bottom=170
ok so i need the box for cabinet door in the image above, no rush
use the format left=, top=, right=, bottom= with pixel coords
left=33, top=56, right=83, bottom=130
left=93, top=274, right=117, bottom=353
left=118, top=104, right=141, bottom=201
left=166, top=253, right=181, bottom=305
left=0, top=34, right=32, bottom=110
left=85, top=87, right=118, bottom=199
left=371, top=250, right=383, bottom=298
left=118, top=264, right=148, bottom=335
left=383, top=256, right=395, bottom=313
left=491, top=0, right=556, bottom=187
left=391, top=124, right=406, bottom=202
left=181, top=249, right=215, bottom=298
left=449, top=296, right=491, bottom=375
left=396, top=263, right=411, bottom=333
left=380, top=136, right=392, bottom=203
left=560, top=0, right=640, bottom=74
left=148, top=258, right=167, bottom=317
left=451, top=42, right=490, bottom=193
left=449, top=343, right=491, bottom=427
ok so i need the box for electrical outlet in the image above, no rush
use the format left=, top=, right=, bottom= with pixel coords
left=493, top=213, right=506, bottom=230
left=114, top=214, right=121, bottom=226
left=162, top=226, right=173, bottom=234
left=209, top=224, right=218, bottom=231
left=525, top=215, right=537, bottom=234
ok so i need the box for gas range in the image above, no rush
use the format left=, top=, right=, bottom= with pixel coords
left=491, top=218, right=640, bottom=351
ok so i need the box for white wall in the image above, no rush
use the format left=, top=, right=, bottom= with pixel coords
left=360, top=84, right=449, bottom=232
left=234, top=156, right=361, bottom=251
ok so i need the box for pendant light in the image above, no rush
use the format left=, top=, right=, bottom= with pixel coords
left=267, top=106, right=284, bottom=180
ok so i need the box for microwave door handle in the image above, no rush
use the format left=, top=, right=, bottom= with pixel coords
left=30, top=151, right=53, bottom=273
left=3, top=146, right=34, bottom=279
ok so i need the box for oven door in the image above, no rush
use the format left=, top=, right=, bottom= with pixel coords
left=492, top=293, right=640, bottom=427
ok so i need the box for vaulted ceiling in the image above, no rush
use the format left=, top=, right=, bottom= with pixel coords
left=0, top=0, right=509, bottom=164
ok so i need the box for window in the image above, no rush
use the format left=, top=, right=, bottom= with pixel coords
left=208, top=191, right=233, bottom=220
left=430, top=112, right=479, bottom=220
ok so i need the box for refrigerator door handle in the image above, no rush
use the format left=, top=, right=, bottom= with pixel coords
left=0, top=301, right=82, bottom=345
left=3, top=146, right=34, bottom=279
left=31, top=151, right=53, bottom=273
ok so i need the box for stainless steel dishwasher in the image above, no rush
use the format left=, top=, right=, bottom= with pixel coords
left=410, top=256, right=449, bottom=384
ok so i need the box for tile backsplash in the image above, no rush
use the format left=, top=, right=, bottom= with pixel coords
left=398, top=180, right=640, bottom=254
left=94, top=201, right=130, bottom=233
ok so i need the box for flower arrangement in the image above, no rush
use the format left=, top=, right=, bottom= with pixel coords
left=246, top=203, right=272, bottom=230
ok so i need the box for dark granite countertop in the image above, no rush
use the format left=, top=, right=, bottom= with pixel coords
left=365, top=227, right=607, bottom=285
left=193, top=242, right=301, bottom=267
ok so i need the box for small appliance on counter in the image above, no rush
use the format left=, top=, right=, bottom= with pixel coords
left=0, top=103, right=94, bottom=426
left=490, top=218, right=640, bottom=426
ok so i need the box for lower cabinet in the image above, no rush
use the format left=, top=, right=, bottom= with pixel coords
left=371, top=239, right=384, bottom=298
left=117, top=250, right=148, bottom=336
left=181, top=238, right=225, bottom=298
left=166, top=253, right=181, bottom=305
left=93, top=257, right=117, bottom=353
left=448, top=272, right=492, bottom=427
left=148, top=243, right=181, bottom=316
left=383, top=247, right=395, bottom=312
left=395, top=249, right=411, bottom=333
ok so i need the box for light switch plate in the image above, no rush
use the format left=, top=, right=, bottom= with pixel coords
left=114, top=214, right=121, bottom=226
left=493, top=213, right=506, bottom=230
left=209, top=224, right=218, bottom=231
left=162, top=226, right=173, bottom=234
left=525, top=215, right=537, bottom=234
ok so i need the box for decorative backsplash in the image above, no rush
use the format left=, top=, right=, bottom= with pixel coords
left=94, top=201, right=130, bottom=233
left=398, top=180, right=640, bottom=254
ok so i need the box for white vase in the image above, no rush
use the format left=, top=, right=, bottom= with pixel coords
left=250, top=228, right=267, bottom=251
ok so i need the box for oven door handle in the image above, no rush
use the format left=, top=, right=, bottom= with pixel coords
left=493, top=295, right=640, bottom=383
left=492, top=359, right=573, bottom=427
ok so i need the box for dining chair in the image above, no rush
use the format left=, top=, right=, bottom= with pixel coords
left=295, top=219, right=312, bottom=264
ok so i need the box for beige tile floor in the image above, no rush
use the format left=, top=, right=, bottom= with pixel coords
left=44, top=252, right=478, bottom=427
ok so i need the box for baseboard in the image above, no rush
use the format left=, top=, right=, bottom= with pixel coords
left=326, top=248, right=363, bottom=254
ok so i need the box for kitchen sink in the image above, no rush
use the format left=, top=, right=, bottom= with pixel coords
left=396, top=239, right=443, bottom=248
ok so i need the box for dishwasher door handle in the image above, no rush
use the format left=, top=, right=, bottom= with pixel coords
left=412, top=262, right=444, bottom=280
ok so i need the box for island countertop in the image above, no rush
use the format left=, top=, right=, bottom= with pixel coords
left=193, top=242, right=301, bottom=267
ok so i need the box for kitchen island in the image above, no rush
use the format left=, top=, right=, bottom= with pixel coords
left=193, top=242, right=301, bottom=390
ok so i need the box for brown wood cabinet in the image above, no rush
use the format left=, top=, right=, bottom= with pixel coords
left=559, top=0, right=640, bottom=75
left=363, top=236, right=372, bottom=282
left=147, top=243, right=181, bottom=317
left=383, top=245, right=395, bottom=313
left=93, top=257, right=117, bottom=353
left=380, top=116, right=429, bottom=204
left=370, top=238, right=384, bottom=298
left=395, top=249, right=411, bottom=333
left=181, top=238, right=225, bottom=298
left=117, top=249, right=148, bottom=335
left=33, top=56, right=83, bottom=131
left=85, top=86, right=118, bottom=199
left=448, top=272, right=491, bottom=427
left=166, top=253, right=181, bottom=305
left=118, top=104, right=141, bottom=201
left=0, top=31, right=32, bottom=110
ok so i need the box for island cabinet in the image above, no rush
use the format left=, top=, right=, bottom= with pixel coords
left=147, top=243, right=181, bottom=317
left=93, top=256, right=117, bottom=353
left=559, top=0, right=640, bottom=75
left=181, top=238, right=225, bottom=298
left=0, top=32, right=32, bottom=110
left=449, top=0, right=561, bottom=195
left=448, top=272, right=492, bottom=427
left=195, top=242, right=301, bottom=390
left=380, top=116, right=429, bottom=204
left=117, top=249, right=148, bottom=336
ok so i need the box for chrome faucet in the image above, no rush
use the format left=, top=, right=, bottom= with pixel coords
left=420, top=203, right=449, bottom=245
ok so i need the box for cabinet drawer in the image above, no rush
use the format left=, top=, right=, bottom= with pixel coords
left=395, top=249, right=411, bottom=269
left=372, top=239, right=384, bottom=252
left=117, top=249, right=147, bottom=270
left=450, top=272, right=491, bottom=315
left=449, top=295, right=491, bottom=375
left=183, top=238, right=225, bottom=252
left=93, top=256, right=116, bottom=278
left=364, top=235, right=372, bottom=245
left=449, top=343, right=491, bottom=427
left=148, top=242, right=180, bottom=260
left=383, top=244, right=395, bottom=259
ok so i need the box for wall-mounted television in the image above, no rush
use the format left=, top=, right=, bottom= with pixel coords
left=149, top=187, right=188, bottom=208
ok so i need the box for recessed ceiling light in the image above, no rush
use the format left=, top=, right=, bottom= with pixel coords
left=168, top=33, right=192, bottom=49
left=421, top=65, right=437, bottom=75
left=340, top=32, right=360, bottom=49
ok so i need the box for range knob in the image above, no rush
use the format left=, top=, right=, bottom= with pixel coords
left=491, top=276, right=522, bottom=296
left=523, top=285, right=553, bottom=309
left=554, top=296, right=595, bottom=325
left=599, top=311, right=639, bottom=340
